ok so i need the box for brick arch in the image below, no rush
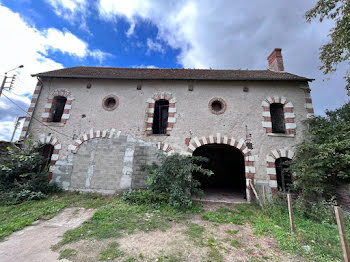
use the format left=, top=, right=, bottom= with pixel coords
left=266, top=149, right=296, bottom=193
left=261, top=96, right=296, bottom=135
left=42, top=89, right=74, bottom=124
left=68, top=128, right=174, bottom=154
left=38, top=134, right=62, bottom=172
left=145, top=92, right=177, bottom=134
left=187, top=133, right=255, bottom=202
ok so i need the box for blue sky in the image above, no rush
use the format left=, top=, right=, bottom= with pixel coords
left=0, top=0, right=349, bottom=141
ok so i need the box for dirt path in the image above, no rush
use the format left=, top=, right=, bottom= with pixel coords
left=0, top=207, right=95, bottom=262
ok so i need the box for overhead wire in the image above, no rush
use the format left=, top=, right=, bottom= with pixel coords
left=1, top=92, right=72, bottom=139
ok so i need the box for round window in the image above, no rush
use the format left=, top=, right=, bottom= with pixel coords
left=102, top=95, right=119, bottom=111
left=208, top=97, right=226, bottom=115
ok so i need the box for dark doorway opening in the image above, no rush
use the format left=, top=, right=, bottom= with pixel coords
left=39, top=144, right=54, bottom=171
left=275, top=157, right=292, bottom=192
left=152, top=99, right=169, bottom=134
left=51, top=96, right=67, bottom=122
left=193, top=144, right=246, bottom=200
left=270, top=103, right=285, bottom=133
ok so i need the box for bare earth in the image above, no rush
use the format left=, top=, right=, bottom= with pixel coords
left=0, top=203, right=304, bottom=262
left=0, top=207, right=95, bottom=262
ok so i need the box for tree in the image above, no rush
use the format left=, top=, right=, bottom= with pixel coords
left=306, top=0, right=350, bottom=93
left=291, top=101, right=350, bottom=202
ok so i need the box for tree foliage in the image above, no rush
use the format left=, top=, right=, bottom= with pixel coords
left=291, top=101, right=350, bottom=203
left=142, top=153, right=213, bottom=208
left=306, top=0, right=350, bottom=92
left=0, top=141, right=60, bottom=204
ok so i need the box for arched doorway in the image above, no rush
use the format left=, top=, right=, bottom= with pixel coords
left=193, top=144, right=246, bottom=202
left=39, top=144, right=54, bottom=171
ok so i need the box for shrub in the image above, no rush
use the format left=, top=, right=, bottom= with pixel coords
left=290, top=101, right=350, bottom=219
left=121, top=189, right=168, bottom=206
left=142, top=153, right=213, bottom=208
left=0, top=140, right=60, bottom=205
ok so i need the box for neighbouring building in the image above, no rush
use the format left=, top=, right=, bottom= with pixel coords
left=20, top=48, right=314, bottom=202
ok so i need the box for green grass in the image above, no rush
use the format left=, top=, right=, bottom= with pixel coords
left=56, top=197, right=202, bottom=248
left=230, top=239, right=241, bottom=248
left=0, top=192, right=112, bottom=241
left=99, top=242, right=124, bottom=260
left=201, top=203, right=350, bottom=262
left=58, top=248, right=77, bottom=260
left=184, top=223, right=205, bottom=239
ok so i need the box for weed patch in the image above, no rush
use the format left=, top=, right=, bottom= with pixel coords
left=58, top=248, right=77, bottom=260
left=99, top=242, right=124, bottom=261
left=184, top=223, right=205, bottom=239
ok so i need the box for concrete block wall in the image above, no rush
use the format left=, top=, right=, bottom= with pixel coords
left=51, top=133, right=162, bottom=194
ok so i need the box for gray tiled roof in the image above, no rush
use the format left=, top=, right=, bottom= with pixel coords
left=33, top=66, right=313, bottom=82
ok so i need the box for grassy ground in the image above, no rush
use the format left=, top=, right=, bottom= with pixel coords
left=0, top=192, right=113, bottom=240
left=1, top=193, right=350, bottom=261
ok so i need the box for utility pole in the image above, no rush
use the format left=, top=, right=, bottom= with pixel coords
left=10, top=116, right=26, bottom=142
left=0, top=65, right=24, bottom=97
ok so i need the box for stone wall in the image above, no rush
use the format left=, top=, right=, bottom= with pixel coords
left=51, top=133, right=161, bottom=194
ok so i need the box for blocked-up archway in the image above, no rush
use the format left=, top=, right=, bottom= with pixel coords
left=193, top=144, right=246, bottom=200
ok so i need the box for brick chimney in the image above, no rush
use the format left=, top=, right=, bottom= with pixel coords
left=268, top=48, right=284, bottom=72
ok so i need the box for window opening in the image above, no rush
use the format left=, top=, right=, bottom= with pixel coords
left=211, top=100, right=223, bottom=112
left=270, top=103, right=285, bottom=133
left=275, top=157, right=292, bottom=192
left=39, top=144, right=54, bottom=171
left=104, top=97, right=116, bottom=109
left=152, top=99, right=169, bottom=134
left=51, top=96, right=67, bottom=122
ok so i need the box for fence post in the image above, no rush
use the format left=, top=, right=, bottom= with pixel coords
left=287, top=193, right=295, bottom=233
left=334, top=206, right=349, bottom=262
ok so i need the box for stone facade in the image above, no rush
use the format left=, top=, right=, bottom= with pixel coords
left=21, top=49, right=315, bottom=201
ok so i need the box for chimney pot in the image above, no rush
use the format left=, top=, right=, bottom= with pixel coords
left=268, top=48, right=284, bottom=72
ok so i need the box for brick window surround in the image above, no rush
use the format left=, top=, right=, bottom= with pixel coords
left=261, top=96, right=296, bottom=135
left=208, top=97, right=227, bottom=115
left=42, top=89, right=73, bottom=124
left=68, top=128, right=173, bottom=154
left=39, top=134, right=62, bottom=175
left=266, top=149, right=296, bottom=194
left=145, top=92, right=176, bottom=134
left=187, top=133, right=256, bottom=202
left=102, top=94, right=119, bottom=111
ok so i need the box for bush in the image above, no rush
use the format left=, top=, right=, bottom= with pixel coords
left=121, top=189, right=169, bottom=206
left=141, top=153, right=213, bottom=208
left=0, top=141, right=60, bottom=205
left=290, top=101, right=350, bottom=218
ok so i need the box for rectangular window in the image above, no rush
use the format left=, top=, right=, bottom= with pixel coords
left=152, top=100, right=169, bottom=134
left=50, top=96, right=67, bottom=122
left=270, top=103, right=286, bottom=133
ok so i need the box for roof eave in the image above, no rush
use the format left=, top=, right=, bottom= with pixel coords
left=32, top=74, right=314, bottom=82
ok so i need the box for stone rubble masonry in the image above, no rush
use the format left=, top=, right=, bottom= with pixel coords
left=261, top=96, right=296, bottom=135
left=145, top=92, right=177, bottom=134
left=42, top=89, right=74, bottom=124
left=266, top=149, right=296, bottom=193
left=52, top=132, right=163, bottom=194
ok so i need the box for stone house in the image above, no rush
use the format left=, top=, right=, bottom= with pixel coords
left=20, top=48, right=314, bottom=202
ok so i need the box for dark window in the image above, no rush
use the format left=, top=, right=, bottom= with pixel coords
left=51, top=96, right=67, bottom=122
left=270, top=103, right=285, bottom=133
left=152, top=99, right=169, bottom=134
left=275, top=157, right=292, bottom=192
left=39, top=144, right=54, bottom=171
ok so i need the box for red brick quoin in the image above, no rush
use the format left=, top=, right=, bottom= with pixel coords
left=145, top=92, right=176, bottom=134
left=261, top=96, right=296, bottom=135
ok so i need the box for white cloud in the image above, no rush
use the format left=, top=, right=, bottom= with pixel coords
left=45, top=0, right=89, bottom=31
left=146, top=38, right=165, bottom=54
left=0, top=4, right=109, bottom=140
left=132, top=64, right=158, bottom=69
left=97, top=0, right=349, bottom=114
